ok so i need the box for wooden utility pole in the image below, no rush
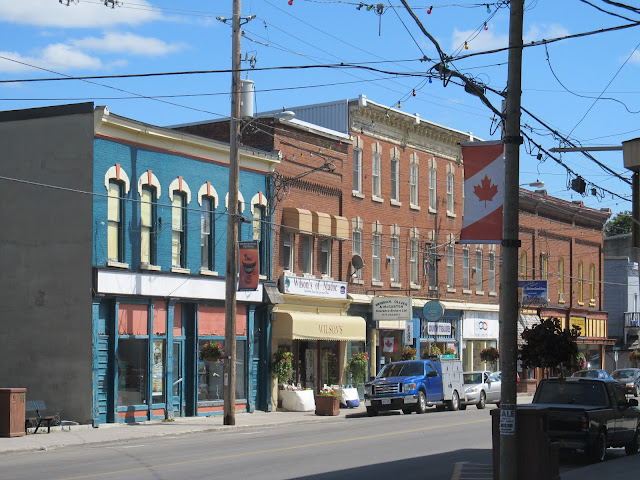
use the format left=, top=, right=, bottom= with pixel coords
left=224, top=0, right=242, bottom=426
left=499, top=1, right=524, bottom=478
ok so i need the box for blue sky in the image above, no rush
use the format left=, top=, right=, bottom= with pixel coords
left=1, top=0, right=639, bottom=217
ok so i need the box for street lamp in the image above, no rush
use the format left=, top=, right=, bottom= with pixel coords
left=519, top=179, right=544, bottom=188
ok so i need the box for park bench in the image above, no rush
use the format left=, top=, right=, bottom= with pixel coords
left=25, top=400, right=55, bottom=434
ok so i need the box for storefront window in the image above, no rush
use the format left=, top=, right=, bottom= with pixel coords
left=321, top=342, right=339, bottom=386
left=152, top=340, right=165, bottom=403
left=118, top=338, right=148, bottom=406
left=463, top=339, right=498, bottom=371
left=198, top=339, right=225, bottom=401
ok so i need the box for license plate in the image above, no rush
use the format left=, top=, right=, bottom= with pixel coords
left=381, top=398, right=391, bottom=405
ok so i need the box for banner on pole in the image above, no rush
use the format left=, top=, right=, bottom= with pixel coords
left=459, top=141, right=505, bottom=244
left=238, top=240, right=259, bottom=291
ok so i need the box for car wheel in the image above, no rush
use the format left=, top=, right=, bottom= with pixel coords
left=587, top=430, right=607, bottom=463
left=476, top=391, right=486, bottom=410
left=366, top=407, right=378, bottom=417
left=416, top=391, right=427, bottom=414
left=635, top=385, right=639, bottom=398
left=447, top=390, right=460, bottom=411
left=625, top=429, right=640, bottom=456
left=459, top=403, right=467, bottom=410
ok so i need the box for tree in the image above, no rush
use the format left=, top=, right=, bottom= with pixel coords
left=604, top=210, right=633, bottom=237
left=520, top=317, right=580, bottom=377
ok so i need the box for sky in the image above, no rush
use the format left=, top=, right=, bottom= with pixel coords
left=1, top=0, right=639, bottom=218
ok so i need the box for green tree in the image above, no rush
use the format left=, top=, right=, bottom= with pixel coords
left=604, top=210, right=633, bottom=237
left=520, top=317, right=580, bottom=377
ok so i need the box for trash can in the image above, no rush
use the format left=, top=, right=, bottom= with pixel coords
left=0, top=388, right=27, bottom=437
left=490, top=406, right=559, bottom=480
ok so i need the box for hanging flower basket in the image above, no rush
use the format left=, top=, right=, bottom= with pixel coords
left=199, top=341, right=224, bottom=362
left=272, top=347, right=294, bottom=383
left=630, top=349, right=640, bottom=366
left=480, top=347, right=500, bottom=363
left=400, top=346, right=417, bottom=360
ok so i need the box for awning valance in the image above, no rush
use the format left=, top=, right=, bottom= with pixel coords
left=312, top=211, right=331, bottom=236
left=272, top=311, right=366, bottom=341
left=518, top=314, right=541, bottom=346
left=331, top=215, right=349, bottom=240
left=282, top=207, right=312, bottom=233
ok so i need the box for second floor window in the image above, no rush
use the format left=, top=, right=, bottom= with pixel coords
left=390, top=156, right=399, bottom=201
left=353, top=148, right=362, bottom=193
left=253, top=205, right=267, bottom=275
left=589, top=263, right=596, bottom=303
left=140, top=186, right=157, bottom=266
left=390, top=235, right=400, bottom=283
left=200, top=196, right=215, bottom=271
left=520, top=251, right=527, bottom=279
left=428, top=243, right=437, bottom=288
left=302, top=235, right=313, bottom=275
left=488, top=251, right=496, bottom=293
left=321, top=239, right=332, bottom=276
left=172, top=192, right=186, bottom=268
left=282, top=232, right=293, bottom=271
left=463, top=246, right=470, bottom=290
left=410, top=237, right=418, bottom=285
left=409, top=160, right=418, bottom=205
left=429, top=166, right=437, bottom=210
left=447, top=244, right=455, bottom=288
left=540, top=253, right=549, bottom=280
left=107, top=180, right=124, bottom=263
left=558, top=257, right=564, bottom=302
left=372, top=232, right=381, bottom=282
left=578, top=261, right=584, bottom=304
left=352, top=228, right=363, bottom=280
left=446, top=172, right=454, bottom=214
left=372, top=153, right=381, bottom=198
left=475, top=249, right=483, bottom=291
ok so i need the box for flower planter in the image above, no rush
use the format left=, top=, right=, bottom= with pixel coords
left=315, top=395, right=340, bottom=416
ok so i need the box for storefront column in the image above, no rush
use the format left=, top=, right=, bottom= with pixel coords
left=369, top=328, right=378, bottom=378
left=338, top=342, right=346, bottom=385
left=270, top=334, right=279, bottom=411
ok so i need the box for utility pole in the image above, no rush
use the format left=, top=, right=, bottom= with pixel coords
left=224, top=0, right=242, bottom=426
left=499, top=1, right=524, bottom=478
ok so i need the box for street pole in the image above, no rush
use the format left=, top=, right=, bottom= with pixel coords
left=499, top=1, right=523, bottom=478
left=224, top=0, right=242, bottom=426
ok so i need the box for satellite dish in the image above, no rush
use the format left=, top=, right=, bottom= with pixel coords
left=351, top=254, right=365, bottom=271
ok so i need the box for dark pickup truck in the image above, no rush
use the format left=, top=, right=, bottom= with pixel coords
left=526, top=377, right=640, bottom=462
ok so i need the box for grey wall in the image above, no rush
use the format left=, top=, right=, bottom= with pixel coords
left=0, top=104, right=95, bottom=422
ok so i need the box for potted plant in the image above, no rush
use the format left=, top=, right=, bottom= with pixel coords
left=444, top=347, right=455, bottom=355
left=421, top=345, right=441, bottom=359
left=271, top=347, right=294, bottom=384
left=400, top=346, right=417, bottom=360
left=575, top=352, right=586, bottom=370
left=630, top=349, right=640, bottom=367
left=315, top=387, right=340, bottom=416
left=348, top=352, right=368, bottom=385
left=199, top=341, right=224, bottom=362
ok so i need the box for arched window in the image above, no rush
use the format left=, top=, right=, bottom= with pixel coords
left=138, top=171, right=161, bottom=267
left=589, top=264, right=596, bottom=304
left=578, top=262, right=584, bottom=305
left=104, top=163, right=130, bottom=265
left=519, top=251, right=527, bottom=279
left=558, top=258, right=565, bottom=302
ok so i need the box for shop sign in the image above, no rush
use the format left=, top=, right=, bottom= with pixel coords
left=372, top=296, right=412, bottom=321
left=377, top=320, right=407, bottom=330
left=238, top=240, right=259, bottom=291
left=404, top=322, right=414, bottom=345
left=570, top=316, right=586, bottom=337
left=427, top=322, right=452, bottom=336
left=281, top=274, right=347, bottom=299
left=422, top=301, right=444, bottom=322
left=519, top=280, right=548, bottom=306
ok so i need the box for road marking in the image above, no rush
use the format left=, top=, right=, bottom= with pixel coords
left=54, top=418, right=490, bottom=480
left=451, top=462, right=492, bottom=480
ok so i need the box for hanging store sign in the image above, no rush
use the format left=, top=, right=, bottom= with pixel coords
left=280, top=274, right=347, bottom=299
left=372, top=296, right=412, bottom=321
left=519, top=280, right=548, bottom=306
left=238, top=240, right=260, bottom=291
left=427, top=322, right=452, bottom=336
left=404, top=322, right=414, bottom=345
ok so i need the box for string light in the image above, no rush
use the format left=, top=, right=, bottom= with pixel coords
left=397, top=101, right=402, bottom=108
left=356, top=3, right=363, bottom=10
left=371, top=120, right=376, bottom=128
left=412, top=89, right=416, bottom=96
left=464, top=41, right=469, bottom=50
left=366, top=4, right=373, bottom=11
left=288, top=0, right=293, bottom=5
left=427, top=5, right=432, bottom=14
left=484, top=22, right=488, bottom=31
left=428, top=77, right=432, bottom=84
left=385, top=113, right=390, bottom=119
left=486, top=4, right=491, bottom=13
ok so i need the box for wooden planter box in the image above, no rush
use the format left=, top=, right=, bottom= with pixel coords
left=315, top=395, right=340, bottom=416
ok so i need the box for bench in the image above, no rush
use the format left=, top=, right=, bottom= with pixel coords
left=25, top=400, right=56, bottom=434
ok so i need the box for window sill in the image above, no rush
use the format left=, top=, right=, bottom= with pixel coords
left=372, top=281, right=383, bottom=287
left=410, top=204, right=421, bottom=211
left=410, top=283, right=420, bottom=290
left=351, top=278, right=364, bottom=285
left=199, top=268, right=219, bottom=276
left=259, top=274, right=268, bottom=280
left=428, top=207, right=437, bottom=214
left=428, top=286, right=438, bottom=292
left=321, top=275, right=334, bottom=281
left=390, top=199, right=402, bottom=207
left=463, top=289, right=472, bottom=295
left=578, top=302, right=584, bottom=307
left=141, top=263, right=161, bottom=272
left=390, top=282, right=402, bottom=288
left=303, top=274, right=316, bottom=278
left=558, top=299, right=565, bottom=304
left=352, top=191, right=365, bottom=199
left=372, top=196, right=384, bottom=203
left=107, top=260, right=129, bottom=269
left=475, top=290, right=485, bottom=296
left=447, top=287, right=456, bottom=293
left=589, top=301, right=596, bottom=307
left=171, top=267, right=191, bottom=274
left=446, top=211, right=456, bottom=218
left=489, top=291, right=497, bottom=297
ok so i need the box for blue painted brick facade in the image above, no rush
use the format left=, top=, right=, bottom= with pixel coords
left=92, top=137, right=269, bottom=274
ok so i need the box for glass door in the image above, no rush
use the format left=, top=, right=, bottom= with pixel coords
left=172, top=341, right=184, bottom=417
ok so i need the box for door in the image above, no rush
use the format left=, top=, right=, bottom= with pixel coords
left=425, top=362, right=443, bottom=403
left=172, top=341, right=184, bottom=417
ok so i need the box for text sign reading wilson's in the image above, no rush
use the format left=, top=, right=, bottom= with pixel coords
left=372, top=296, right=412, bottom=321
left=281, top=274, right=348, bottom=299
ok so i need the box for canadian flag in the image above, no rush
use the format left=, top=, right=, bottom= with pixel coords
left=459, top=141, right=504, bottom=244
left=382, top=336, right=397, bottom=353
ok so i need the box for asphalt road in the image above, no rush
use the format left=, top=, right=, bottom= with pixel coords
left=0, top=405, right=630, bottom=480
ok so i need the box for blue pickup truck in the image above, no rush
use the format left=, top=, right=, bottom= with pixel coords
left=363, top=358, right=465, bottom=416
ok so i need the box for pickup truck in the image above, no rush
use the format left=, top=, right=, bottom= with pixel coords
left=363, top=358, right=465, bottom=416
left=525, top=377, right=640, bottom=462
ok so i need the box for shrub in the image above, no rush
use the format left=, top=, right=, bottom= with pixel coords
left=401, top=346, right=417, bottom=360
left=347, top=352, right=369, bottom=384
left=272, top=347, right=294, bottom=383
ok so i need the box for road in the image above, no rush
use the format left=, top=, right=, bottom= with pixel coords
left=1, top=405, right=629, bottom=480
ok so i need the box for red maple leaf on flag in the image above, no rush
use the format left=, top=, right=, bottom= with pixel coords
left=474, top=175, right=498, bottom=207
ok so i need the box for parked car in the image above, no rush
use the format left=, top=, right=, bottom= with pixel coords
left=572, top=369, right=611, bottom=379
left=525, top=377, right=640, bottom=462
left=460, top=370, right=500, bottom=409
left=611, top=368, right=640, bottom=397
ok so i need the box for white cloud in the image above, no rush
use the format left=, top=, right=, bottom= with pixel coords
left=72, top=32, right=185, bottom=56
left=0, top=45, right=102, bottom=74
left=524, top=24, right=569, bottom=44
left=451, top=29, right=508, bottom=53
left=0, top=0, right=159, bottom=28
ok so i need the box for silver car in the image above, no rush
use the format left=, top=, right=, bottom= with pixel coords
left=460, top=370, right=501, bottom=409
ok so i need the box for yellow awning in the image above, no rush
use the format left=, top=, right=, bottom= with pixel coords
left=331, top=215, right=349, bottom=240
left=282, top=207, right=312, bottom=233
left=272, top=311, right=366, bottom=341
left=312, top=211, right=331, bottom=236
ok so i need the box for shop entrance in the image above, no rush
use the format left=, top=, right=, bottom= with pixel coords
left=294, top=341, right=339, bottom=391
left=172, top=341, right=184, bottom=417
